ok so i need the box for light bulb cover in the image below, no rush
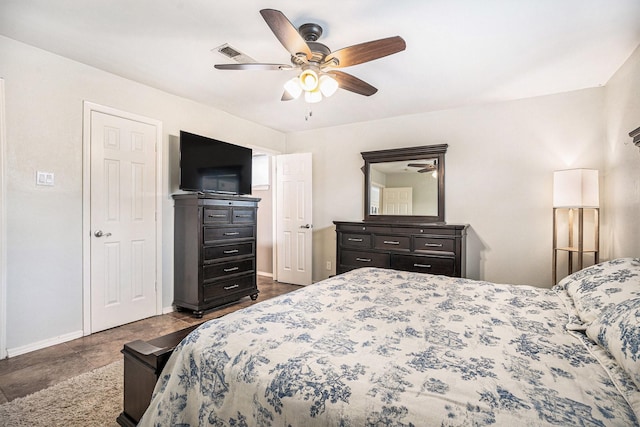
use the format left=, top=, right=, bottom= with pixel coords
left=299, top=69, right=319, bottom=91
left=283, top=77, right=302, bottom=99
left=304, top=89, right=322, bottom=103
left=319, top=75, right=339, bottom=97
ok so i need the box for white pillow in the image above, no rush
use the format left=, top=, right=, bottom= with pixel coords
left=560, top=258, right=640, bottom=328
left=586, top=297, right=640, bottom=389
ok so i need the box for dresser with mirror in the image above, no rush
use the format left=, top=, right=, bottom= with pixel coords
left=334, top=144, right=468, bottom=278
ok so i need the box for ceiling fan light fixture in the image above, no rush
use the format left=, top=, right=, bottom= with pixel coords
left=284, top=77, right=303, bottom=99
left=216, top=10, right=405, bottom=103
left=299, top=68, right=319, bottom=91
left=304, top=89, right=323, bottom=103
left=319, top=75, right=339, bottom=97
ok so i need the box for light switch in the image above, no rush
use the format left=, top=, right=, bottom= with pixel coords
left=36, top=171, right=54, bottom=186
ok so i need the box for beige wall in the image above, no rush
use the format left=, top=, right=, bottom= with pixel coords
left=286, top=89, right=607, bottom=286
left=603, top=45, right=640, bottom=261
left=0, top=36, right=285, bottom=351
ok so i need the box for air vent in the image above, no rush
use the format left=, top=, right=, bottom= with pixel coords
left=213, top=44, right=256, bottom=63
left=220, top=45, right=241, bottom=58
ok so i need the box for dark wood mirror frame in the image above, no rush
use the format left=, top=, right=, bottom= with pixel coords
left=362, top=144, right=447, bottom=223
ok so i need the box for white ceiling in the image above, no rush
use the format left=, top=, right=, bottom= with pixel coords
left=1, top=0, right=639, bottom=133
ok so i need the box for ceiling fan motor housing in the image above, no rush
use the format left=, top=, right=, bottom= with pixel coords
left=299, top=23, right=323, bottom=41
left=291, top=23, right=330, bottom=65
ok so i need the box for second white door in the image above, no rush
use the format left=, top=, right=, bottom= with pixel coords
left=275, top=153, right=312, bottom=285
left=383, top=187, right=413, bottom=215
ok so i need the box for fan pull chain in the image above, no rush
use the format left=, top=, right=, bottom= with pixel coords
left=305, top=109, right=313, bottom=121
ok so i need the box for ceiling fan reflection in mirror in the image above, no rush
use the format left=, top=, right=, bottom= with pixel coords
left=407, top=162, right=437, bottom=173
left=214, top=9, right=406, bottom=103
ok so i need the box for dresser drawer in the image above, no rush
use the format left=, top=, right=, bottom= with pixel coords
left=203, top=275, right=255, bottom=302
left=413, top=236, right=455, bottom=253
left=341, top=233, right=371, bottom=248
left=204, top=242, right=254, bottom=261
left=203, top=207, right=231, bottom=224
left=373, top=235, right=411, bottom=251
left=338, top=224, right=391, bottom=234
left=391, top=254, right=455, bottom=276
left=203, top=259, right=254, bottom=282
left=341, top=250, right=390, bottom=269
left=204, top=226, right=254, bottom=243
left=232, top=208, right=256, bottom=224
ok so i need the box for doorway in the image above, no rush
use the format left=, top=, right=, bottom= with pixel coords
left=82, top=102, right=163, bottom=334
left=275, top=153, right=313, bottom=285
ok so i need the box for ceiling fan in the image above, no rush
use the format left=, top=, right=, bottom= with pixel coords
left=214, top=9, right=406, bottom=103
left=407, top=162, right=437, bottom=173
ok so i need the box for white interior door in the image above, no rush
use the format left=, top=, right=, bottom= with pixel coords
left=89, top=110, right=158, bottom=332
left=275, top=153, right=312, bottom=285
left=383, top=187, right=413, bottom=215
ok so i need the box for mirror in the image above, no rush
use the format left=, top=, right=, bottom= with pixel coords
left=362, top=144, right=447, bottom=223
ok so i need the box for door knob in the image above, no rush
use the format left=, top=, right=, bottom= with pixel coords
left=94, top=230, right=112, bottom=238
left=300, top=224, right=312, bottom=229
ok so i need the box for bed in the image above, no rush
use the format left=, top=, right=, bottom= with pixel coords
left=139, top=258, right=640, bottom=426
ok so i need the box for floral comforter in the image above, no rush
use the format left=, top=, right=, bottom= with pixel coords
left=140, top=267, right=640, bottom=426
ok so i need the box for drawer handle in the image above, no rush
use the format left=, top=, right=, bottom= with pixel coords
left=413, top=263, right=432, bottom=269
left=347, top=238, right=363, bottom=242
left=223, top=249, right=239, bottom=254
left=223, top=267, right=239, bottom=272
left=235, top=214, right=252, bottom=218
left=424, top=243, right=443, bottom=248
left=224, top=284, right=239, bottom=290
left=224, top=232, right=240, bottom=236
left=356, top=257, right=372, bottom=262
left=208, top=214, right=227, bottom=218
left=383, top=240, right=400, bottom=245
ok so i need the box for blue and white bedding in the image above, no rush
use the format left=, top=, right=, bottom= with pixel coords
left=140, top=260, right=640, bottom=426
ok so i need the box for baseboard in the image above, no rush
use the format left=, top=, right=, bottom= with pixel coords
left=162, top=305, right=175, bottom=315
left=257, top=271, right=273, bottom=278
left=7, top=330, right=84, bottom=358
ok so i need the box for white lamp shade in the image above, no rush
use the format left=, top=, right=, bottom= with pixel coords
left=553, top=169, right=599, bottom=208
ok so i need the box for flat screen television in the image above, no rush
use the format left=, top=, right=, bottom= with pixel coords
left=179, top=131, right=252, bottom=195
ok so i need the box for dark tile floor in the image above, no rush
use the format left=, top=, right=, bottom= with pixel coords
left=0, top=276, right=301, bottom=404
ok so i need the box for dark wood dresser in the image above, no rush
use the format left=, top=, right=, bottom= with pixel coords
left=334, top=221, right=467, bottom=277
left=173, top=193, right=260, bottom=317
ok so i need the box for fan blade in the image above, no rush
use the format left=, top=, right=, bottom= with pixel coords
left=215, top=63, right=295, bottom=71
left=328, top=71, right=378, bottom=96
left=324, top=36, right=406, bottom=68
left=260, top=9, right=313, bottom=61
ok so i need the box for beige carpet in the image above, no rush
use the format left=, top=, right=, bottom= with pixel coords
left=0, top=360, right=123, bottom=427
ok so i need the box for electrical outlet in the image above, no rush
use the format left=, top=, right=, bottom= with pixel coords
left=36, top=171, right=54, bottom=186
left=326, top=261, right=332, bottom=270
